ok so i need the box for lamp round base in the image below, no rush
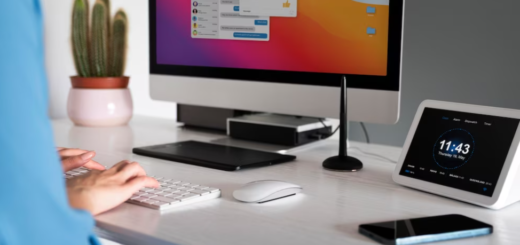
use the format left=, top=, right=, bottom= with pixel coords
left=322, top=156, right=363, bottom=172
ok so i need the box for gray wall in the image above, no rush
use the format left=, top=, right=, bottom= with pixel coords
left=349, top=0, right=520, bottom=146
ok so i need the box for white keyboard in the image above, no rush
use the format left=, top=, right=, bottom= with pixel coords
left=65, top=167, right=221, bottom=211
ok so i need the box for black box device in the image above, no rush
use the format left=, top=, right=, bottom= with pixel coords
left=133, top=141, right=296, bottom=171
left=227, top=114, right=332, bottom=146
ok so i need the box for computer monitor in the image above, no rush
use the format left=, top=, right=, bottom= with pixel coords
left=149, top=0, right=404, bottom=124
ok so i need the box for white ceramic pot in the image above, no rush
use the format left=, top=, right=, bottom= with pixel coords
left=67, top=88, right=133, bottom=127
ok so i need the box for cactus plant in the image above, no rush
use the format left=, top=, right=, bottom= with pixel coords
left=91, top=0, right=108, bottom=77
left=71, top=0, right=128, bottom=78
left=71, top=0, right=91, bottom=77
left=110, top=10, right=127, bottom=77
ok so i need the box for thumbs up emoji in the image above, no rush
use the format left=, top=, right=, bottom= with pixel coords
left=283, top=0, right=291, bottom=8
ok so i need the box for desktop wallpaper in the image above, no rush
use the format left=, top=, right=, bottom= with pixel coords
left=156, top=0, right=390, bottom=76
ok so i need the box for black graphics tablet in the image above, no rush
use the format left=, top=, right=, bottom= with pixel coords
left=133, top=141, right=296, bottom=171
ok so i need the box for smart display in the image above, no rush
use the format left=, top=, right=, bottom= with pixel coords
left=399, top=108, right=520, bottom=197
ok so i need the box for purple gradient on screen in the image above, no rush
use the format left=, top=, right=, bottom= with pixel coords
left=156, top=0, right=302, bottom=70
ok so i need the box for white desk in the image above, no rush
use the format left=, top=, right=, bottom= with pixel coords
left=52, top=116, right=520, bottom=245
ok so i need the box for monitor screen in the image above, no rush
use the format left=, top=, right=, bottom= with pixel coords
left=150, top=0, right=403, bottom=89
left=399, top=108, right=520, bottom=197
left=157, top=0, right=389, bottom=76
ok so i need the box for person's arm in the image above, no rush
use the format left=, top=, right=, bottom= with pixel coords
left=0, top=1, right=157, bottom=244
left=0, top=1, right=100, bottom=244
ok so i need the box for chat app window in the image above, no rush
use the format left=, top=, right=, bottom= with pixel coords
left=239, top=0, right=297, bottom=17
left=191, top=0, right=270, bottom=41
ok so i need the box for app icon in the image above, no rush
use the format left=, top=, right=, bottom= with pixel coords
left=283, top=0, right=291, bottom=8
left=367, top=27, right=376, bottom=35
left=367, top=6, right=376, bottom=14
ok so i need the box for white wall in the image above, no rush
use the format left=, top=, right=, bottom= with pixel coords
left=42, top=0, right=177, bottom=120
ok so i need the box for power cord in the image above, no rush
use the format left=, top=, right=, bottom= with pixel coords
left=349, top=147, right=398, bottom=164
left=315, top=119, right=339, bottom=140
left=360, top=122, right=370, bottom=144
left=316, top=119, right=370, bottom=144
left=313, top=119, right=397, bottom=163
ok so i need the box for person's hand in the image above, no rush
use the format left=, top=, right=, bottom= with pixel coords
left=66, top=160, right=159, bottom=215
left=57, top=147, right=106, bottom=172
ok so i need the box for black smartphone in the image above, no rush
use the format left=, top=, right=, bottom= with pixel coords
left=359, top=214, right=492, bottom=245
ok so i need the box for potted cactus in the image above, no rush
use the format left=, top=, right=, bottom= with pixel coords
left=68, top=0, right=132, bottom=127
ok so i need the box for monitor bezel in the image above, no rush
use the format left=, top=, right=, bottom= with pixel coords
left=149, top=0, right=404, bottom=91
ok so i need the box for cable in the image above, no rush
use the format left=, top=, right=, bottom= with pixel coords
left=359, top=122, right=370, bottom=144
left=316, top=119, right=339, bottom=139
left=314, top=119, right=397, bottom=164
left=354, top=123, right=398, bottom=163
left=349, top=146, right=398, bottom=164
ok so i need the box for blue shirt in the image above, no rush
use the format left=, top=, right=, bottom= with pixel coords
left=0, top=1, right=99, bottom=244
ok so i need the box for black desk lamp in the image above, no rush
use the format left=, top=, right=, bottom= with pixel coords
left=322, top=76, right=363, bottom=172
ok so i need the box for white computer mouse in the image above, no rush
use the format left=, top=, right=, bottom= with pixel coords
left=233, top=180, right=302, bottom=203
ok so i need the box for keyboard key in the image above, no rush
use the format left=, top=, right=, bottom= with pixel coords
left=140, top=193, right=157, bottom=198
left=143, top=199, right=159, bottom=205
left=190, top=189, right=211, bottom=195
left=130, top=195, right=142, bottom=200
left=149, top=190, right=164, bottom=195
left=169, top=194, right=184, bottom=199
left=207, top=188, right=220, bottom=193
left=180, top=182, right=191, bottom=186
left=180, top=193, right=200, bottom=201
left=197, top=186, right=209, bottom=190
left=163, top=191, right=180, bottom=197
left=133, top=197, right=148, bottom=202
left=152, top=196, right=178, bottom=203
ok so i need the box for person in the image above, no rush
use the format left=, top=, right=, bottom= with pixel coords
left=0, top=1, right=159, bottom=244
